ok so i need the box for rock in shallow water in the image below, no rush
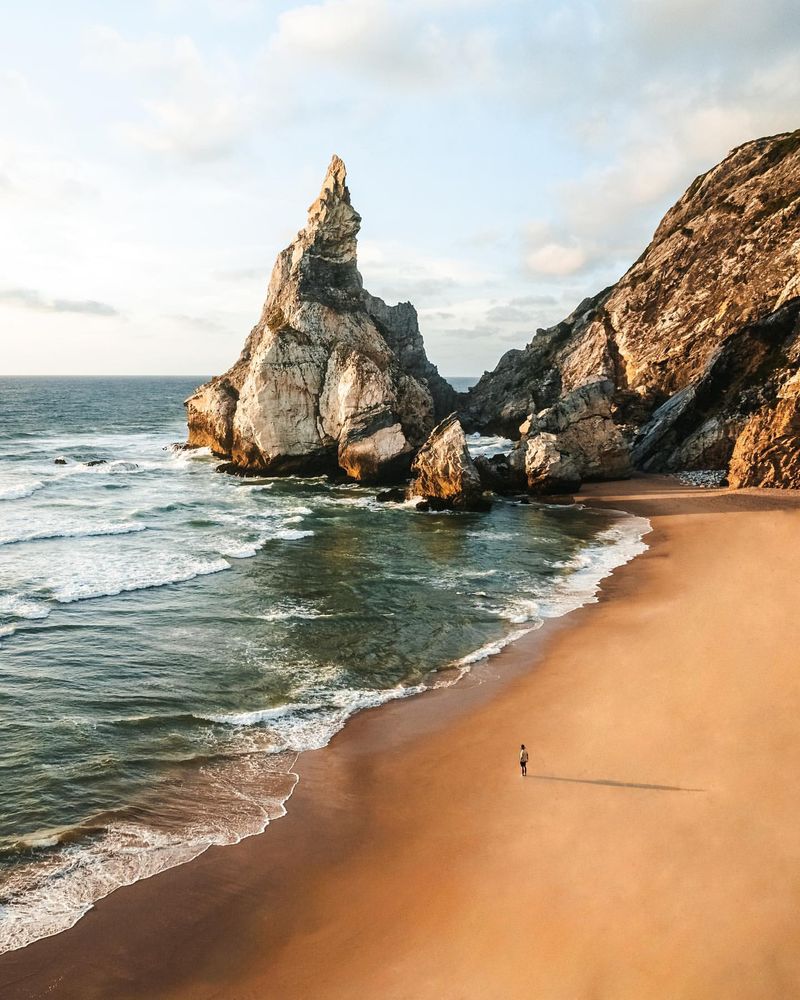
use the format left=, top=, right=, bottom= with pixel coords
left=409, top=414, right=491, bottom=511
left=185, top=156, right=453, bottom=483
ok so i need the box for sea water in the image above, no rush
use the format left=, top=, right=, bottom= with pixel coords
left=0, top=377, right=648, bottom=953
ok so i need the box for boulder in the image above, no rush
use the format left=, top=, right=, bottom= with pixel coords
left=521, top=433, right=581, bottom=494
left=185, top=156, right=452, bottom=483
left=526, top=380, right=631, bottom=481
left=473, top=452, right=524, bottom=494
left=376, top=488, right=407, bottom=503
left=409, top=414, right=490, bottom=511
left=511, top=380, right=631, bottom=493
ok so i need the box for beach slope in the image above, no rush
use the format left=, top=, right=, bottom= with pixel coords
left=3, top=476, right=800, bottom=999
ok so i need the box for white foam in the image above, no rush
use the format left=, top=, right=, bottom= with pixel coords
left=216, top=539, right=261, bottom=559
left=199, top=702, right=318, bottom=726
left=198, top=683, right=425, bottom=754
left=454, top=628, right=534, bottom=668
left=0, top=521, right=145, bottom=548
left=259, top=600, right=332, bottom=622
left=51, top=556, right=230, bottom=604
left=466, top=433, right=514, bottom=459
left=0, top=594, right=51, bottom=620
left=0, top=755, right=299, bottom=955
left=273, top=528, right=314, bottom=541
left=0, top=479, right=45, bottom=501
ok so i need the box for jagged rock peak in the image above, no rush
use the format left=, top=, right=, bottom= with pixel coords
left=185, top=156, right=454, bottom=483
left=302, top=154, right=362, bottom=260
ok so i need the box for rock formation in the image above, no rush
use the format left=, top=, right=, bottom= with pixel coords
left=510, top=380, right=631, bottom=494
left=729, top=372, right=800, bottom=488
left=461, top=130, right=800, bottom=489
left=186, top=156, right=455, bottom=482
left=409, top=414, right=490, bottom=510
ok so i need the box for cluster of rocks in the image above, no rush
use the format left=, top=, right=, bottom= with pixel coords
left=462, top=129, right=800, bottom=491
left=186, top=132, right=800, bottom=505
left=53, top=458, right=116, bottom=467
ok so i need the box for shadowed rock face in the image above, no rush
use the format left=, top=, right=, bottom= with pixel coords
left=462, top=129, right=800, bottom=489
left=185, top=156, right=454, bottom=482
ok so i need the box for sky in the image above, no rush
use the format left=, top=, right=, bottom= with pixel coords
left=1, top=1, right=798, bottom=377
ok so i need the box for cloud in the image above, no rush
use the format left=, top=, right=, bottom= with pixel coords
left=358, top=239, right=496, bottom=307
left=166, top=312, right=226, bottom=332
left=0, top=288, right=119, bottom=316
left=484, top=304, right=532, bottom=323
left=526, top=241, right=588, bottom=278
left=511, top=0, right=800, bottom=283
left=83, top=26, right=250, bottom=160
left=269, top=0, right=499, bottom=92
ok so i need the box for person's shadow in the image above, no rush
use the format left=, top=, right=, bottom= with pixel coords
left=529, top=773, right=704, bottom=792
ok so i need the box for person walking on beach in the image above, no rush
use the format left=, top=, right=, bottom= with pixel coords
left=519, top=744, right=529, bottom=777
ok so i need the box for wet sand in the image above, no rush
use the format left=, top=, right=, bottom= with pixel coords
left=3, top=475, right=800, bottom=999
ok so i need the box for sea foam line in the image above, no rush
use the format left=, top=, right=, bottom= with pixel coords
left=0, top=480, right=45, bottom=501
left=0, top=507, right=652, bottom=955
left=0, top=522, right=146, bottom=548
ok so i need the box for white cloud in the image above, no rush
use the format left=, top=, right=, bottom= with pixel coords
left=358, top=239, right=497, bottom=306
left=4, top=1, right=800, bottom=375
left=526, top=241, right=588, bottom=278
left=83, top=26, right=251, bottom=160
left=269, top=0, right=498, bottom=91
left=513, top=2, right=800, bottom=284
left=0, top=287, right=119, bottom=316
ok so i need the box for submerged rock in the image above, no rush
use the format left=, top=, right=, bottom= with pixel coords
left=186, top=156, right=453, bottom=483
left=409, top=414, right=490, bottom=511
left=461, top=130, right=800, bottom=489
left=376, top=488, right=407, bottom=503
left=473, top=452, right=524, bottom=494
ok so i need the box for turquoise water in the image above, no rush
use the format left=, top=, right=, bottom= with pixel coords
left=0, top=377, right=647, bottom=952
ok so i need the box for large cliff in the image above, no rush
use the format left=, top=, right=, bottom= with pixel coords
left=186, top=156, right=456, bottom=482
left=463, top=130, right=800, bottom=489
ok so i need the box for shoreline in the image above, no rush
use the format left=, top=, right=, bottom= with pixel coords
left=0, top=490, right=647, bottom=957
left=3, top=475, right=800, bottom=998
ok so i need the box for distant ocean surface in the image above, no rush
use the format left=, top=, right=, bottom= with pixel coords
left=0, top=377, right=648, bottom=953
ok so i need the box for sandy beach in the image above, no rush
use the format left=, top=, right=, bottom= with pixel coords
left=3, top=474, right=800, bottom=1000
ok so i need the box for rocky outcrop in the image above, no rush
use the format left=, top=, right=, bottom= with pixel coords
left=409, top=414, right=490, bottom=510
left=461, top=130, right=800, bottom=489
left=186, top=156, right=452, bottom=482
left=462, top=289, right=613, bottom=438
left=473, top=453, right=524, bottom=494
left=729, top=372, right=800, bottom=488
left=508, top=380, right=630, bottom=494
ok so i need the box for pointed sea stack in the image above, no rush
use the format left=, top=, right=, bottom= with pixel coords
left=186, top=156, right=456, bottom=482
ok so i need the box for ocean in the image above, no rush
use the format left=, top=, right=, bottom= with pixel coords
left=0, top=376, right=648, bottom=953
